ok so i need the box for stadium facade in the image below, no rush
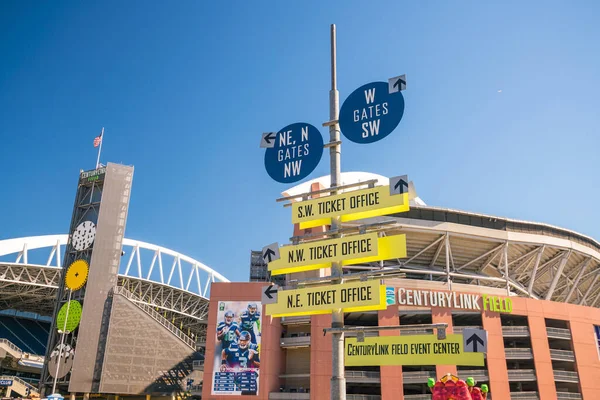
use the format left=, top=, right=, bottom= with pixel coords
left=203, top=173, right=600, bottom=400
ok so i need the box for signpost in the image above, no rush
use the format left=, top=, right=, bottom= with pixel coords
left=345, top=334, right=485, bottom=367
left=267, top=233, right=407, bottom=275
left=265, top=280, right=386, bottom=317
left=259, top=25, right=411, bottom=400
left=339, top=81, right=405, bottom=144
left=264, top=122, right=324, bottom=184
left=292, top=183, right=409, bottom=229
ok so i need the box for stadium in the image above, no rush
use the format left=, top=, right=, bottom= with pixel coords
left=0, top=163, right=229, bottom=400
left=0, top=167, right=599, bottom=400
left=204, top=172, right=600, bottom=400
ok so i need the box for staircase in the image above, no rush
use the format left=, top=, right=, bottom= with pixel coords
left=0, top=375, right=40, bottom=397
left=112, top=286, right=201, bottom=398
left=0, top=339, right=44, bottom=369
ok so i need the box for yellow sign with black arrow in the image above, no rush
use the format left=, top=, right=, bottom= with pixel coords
left=292, top=183, right=409, bottom=230
left=265, top=280, right=386, bottom=317
left=268, top=233, right=407, bottom=276
left=345, top=334, right=485, bottom=367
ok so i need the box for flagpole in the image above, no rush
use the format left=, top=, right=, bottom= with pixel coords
left=95, top=127, right=104, bottom=169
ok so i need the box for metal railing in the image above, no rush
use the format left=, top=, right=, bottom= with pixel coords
left=344, top=370, right=380, bottom=379
left=113, top=286, right=195, bottom=349
left=280, top=316, right=311, bottom=325
left=346, top=395, right=381, bottom=400
left=0, top=339, right=22, bottom=356
left=280, top=335, right=311, bottom=347
left=504, top=347, right=533, bottom=359
left=510, top=392, right=539, bottom=400
left=0, top=375, right=39, bottom=395
left=507, top=369, right=537, bottom=381
left=402, top=370, right=436, bottom=384
left=453, top=326, right=482, bottom=334
left=404, top=395, right=431, bottom=400
left=556, top=392, right=583, bottom=400
left=550, top=349, right=575, bottom=362
left=553, top=370, right=579, bottom=383
left=502, top=326, right=531, bottom=337
left=269, top=392, right=310, bottom=400
left=457, top=369, right=488, bottom=380
left=546, top=327, right=571, bottom=340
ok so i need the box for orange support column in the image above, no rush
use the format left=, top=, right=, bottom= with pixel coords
left=310, top=314, right=332, bottom=400
left=431, top=307, right=457, bottom=378
left=481, top=310, right=511, bottom=399
left=569, top=317, right=600, bottom=398
left=379, top=306, right=403, bottom=400
left=528, top=315, right=558, bottom=399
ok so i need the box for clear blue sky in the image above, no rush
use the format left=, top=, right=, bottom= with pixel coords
left=1, top=1, right=599, bottom=283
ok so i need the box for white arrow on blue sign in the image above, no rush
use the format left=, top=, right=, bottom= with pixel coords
left=339, top=81, right=405, bottom=144
left=264, top=123, right=323, bottom=184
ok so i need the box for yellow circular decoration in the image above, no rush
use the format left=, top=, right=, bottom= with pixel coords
left=65, top=259, right=89, bottom=291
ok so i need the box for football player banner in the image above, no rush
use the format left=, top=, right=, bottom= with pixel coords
left=212, top=301, right=262, bottom=396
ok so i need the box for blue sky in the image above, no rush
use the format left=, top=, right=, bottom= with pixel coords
left=1, top=1, right=599, bottom=283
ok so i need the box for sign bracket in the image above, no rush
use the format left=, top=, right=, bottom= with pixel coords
left=287, top=220, right=397, bottom=242
left=324, top=323, right=449, bottom=341
left=275, top=179, right=380, bottom=203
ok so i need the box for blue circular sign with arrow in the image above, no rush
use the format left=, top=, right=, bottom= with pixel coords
left=264, top=122, right=323, bottom=184
left=339, top=81, right=404, bottom=144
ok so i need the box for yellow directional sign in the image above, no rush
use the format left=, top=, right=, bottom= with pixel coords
left=268, top=233, right=407, bottom=276
left=265, top=280, right=386, bottom=317
left=345, top=334, right=484, bottom=367
left=292, top=185, right=409, bottom=230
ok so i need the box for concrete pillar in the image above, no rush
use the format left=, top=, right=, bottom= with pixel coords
left=83, top=393, right=90, bottom=400
left=431, top=307, right=457, bottom=378
left=6, top=388, right=11, bottom=397
left=481, top=310, right=511, bottom=399
left=528, top=315, right=557, bottom=400
left=310, top=313, right=332, bottom=400
left=70, top=393, right=76, bottom=400
left=379, top=306, right=403, bottom=400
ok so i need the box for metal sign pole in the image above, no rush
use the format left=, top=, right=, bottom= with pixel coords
left=328, top=23, right=345, bottom=400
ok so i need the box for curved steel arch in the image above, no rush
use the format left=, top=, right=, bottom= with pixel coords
left=0, top=234, right=229, bottom=297
left=0, top=235, right=230, bottom=336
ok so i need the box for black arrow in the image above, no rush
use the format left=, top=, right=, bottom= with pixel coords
left=466, top=333, right=485, bottom=352
left=264, top=285, right=278, bottom=299
left=263, top=248, right=276, bottom=262
left=394, top=178, right=408, bottom=194
left=393, top=76, right=406, bottom=91
left=263, top=132, right=276, bottom=145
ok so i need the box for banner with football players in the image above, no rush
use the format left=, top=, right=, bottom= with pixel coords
left=212, top=301, right=262, bottom=395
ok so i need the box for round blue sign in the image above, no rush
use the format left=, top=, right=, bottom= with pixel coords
left=339, top=81, right=405, bottom=144
left=264, top=122, right=323, bottom=184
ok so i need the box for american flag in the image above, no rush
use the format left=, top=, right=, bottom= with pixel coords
left=93, top=131, right=103, bottom=148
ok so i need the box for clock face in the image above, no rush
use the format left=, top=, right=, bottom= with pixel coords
left=72, top=221, right=96, bottom=251
left=56, top=300, right=82, bottom=333
left=65, top=259, right=89, bottom=291
left=48, top=343, right=76, bottom=378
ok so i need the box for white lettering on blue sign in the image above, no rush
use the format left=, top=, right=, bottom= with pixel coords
left=264, top=123, right=323, bottom=184
left=339, top=82, right=404, bottom=144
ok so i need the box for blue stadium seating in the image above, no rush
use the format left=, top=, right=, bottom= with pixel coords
left=0, top=316, right=50, bottom=355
